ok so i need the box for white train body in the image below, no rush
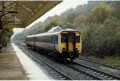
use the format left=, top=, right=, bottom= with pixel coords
left=26, top=27, right=82, bottom=61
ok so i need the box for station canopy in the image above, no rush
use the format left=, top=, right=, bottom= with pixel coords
left=0, top=1, right=61, bottom=28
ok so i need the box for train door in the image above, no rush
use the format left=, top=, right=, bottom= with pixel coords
left=75, top=33, right=80, bottom=53
left=67, top=32, right=75, bottom=52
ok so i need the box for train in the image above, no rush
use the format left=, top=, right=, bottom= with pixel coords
left=26, top=26, right=82, bottom=61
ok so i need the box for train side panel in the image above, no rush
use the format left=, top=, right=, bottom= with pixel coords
left=34, top=34, right=60, bottom=52
left=26, top=36, right=35, bottom=47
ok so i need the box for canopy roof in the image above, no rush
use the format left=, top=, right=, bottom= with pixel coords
left=0, top=1, right=61, bottom=28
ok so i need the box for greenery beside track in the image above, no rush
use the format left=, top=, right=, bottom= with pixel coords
left=86, top=55, right=120, bottom=69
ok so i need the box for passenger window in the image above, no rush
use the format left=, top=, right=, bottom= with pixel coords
left=51, top=36, right=54, bottom=44
left=55, top=35, right=58, bottom=44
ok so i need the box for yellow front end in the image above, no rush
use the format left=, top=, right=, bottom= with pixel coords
left=76, top=43, right=81, bottom=54
left=60, top=43, right=66, bottom=52
left=60, top=31, right=81, bottom=59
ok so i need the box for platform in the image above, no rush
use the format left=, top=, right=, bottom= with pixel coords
left=0, top=43, right=27, bottom=80
left=12, top=43, right=51, bottom=80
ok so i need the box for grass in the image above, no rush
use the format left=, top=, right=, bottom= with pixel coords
left=87, top=55, right=120, bottom=69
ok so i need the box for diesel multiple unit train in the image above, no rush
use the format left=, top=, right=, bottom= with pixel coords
left=26, top=27, right=82, bottom=61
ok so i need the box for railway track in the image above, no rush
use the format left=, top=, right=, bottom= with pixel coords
left=70, top=62, right=120, bottom=80
left=77, top=57, right=120, bottom=79
left=27, top=51, right=98, bottom=80
left=17, top=43, right=96, bottom=80
left=66, top=63, right=101, bottom=80
left=20, top=46, right=72, bottom=80
left=78, top=56, right=118, bottom=69
left=15, top=42, right=120, bottom=80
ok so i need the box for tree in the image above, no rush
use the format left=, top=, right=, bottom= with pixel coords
left=73, top=15, right=87, bottom=29
left=66, top=13, right=77, bottom=23
left=87, top=3, right=113, bottom=24
left=44, top=22, right=59, bottom=32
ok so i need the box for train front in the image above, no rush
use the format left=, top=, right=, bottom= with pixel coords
left=60, top=29, right=81, bottom=61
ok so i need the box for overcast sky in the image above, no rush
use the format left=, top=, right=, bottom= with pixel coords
left=13, top=0, right=88, bottom=33
left=39, top=0, right=88, bottom=22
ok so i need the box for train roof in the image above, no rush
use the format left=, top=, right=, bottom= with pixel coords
left=27, top=28, right=80, bottom=38
left=27, top=31, right=60, bottom=38
left=62, top=29, right=79, bottom=32
left=47, top=26, right=62, bottom=33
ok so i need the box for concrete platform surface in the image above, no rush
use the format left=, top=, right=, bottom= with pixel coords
left=0, top=43, right=27, bottom=80
left=12, top=43, right=51, bottom=80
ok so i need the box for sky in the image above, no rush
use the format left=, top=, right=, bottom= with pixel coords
left=39, top=0, right=88, bottom=22
left=13, top=0, right=88, bottom=34
left=13, top=28, right=25, bottom=34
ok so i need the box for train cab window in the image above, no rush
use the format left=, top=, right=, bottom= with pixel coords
left=61, top=34, right=67, bottom=42
left=76, top=36, right=80, bottom=43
